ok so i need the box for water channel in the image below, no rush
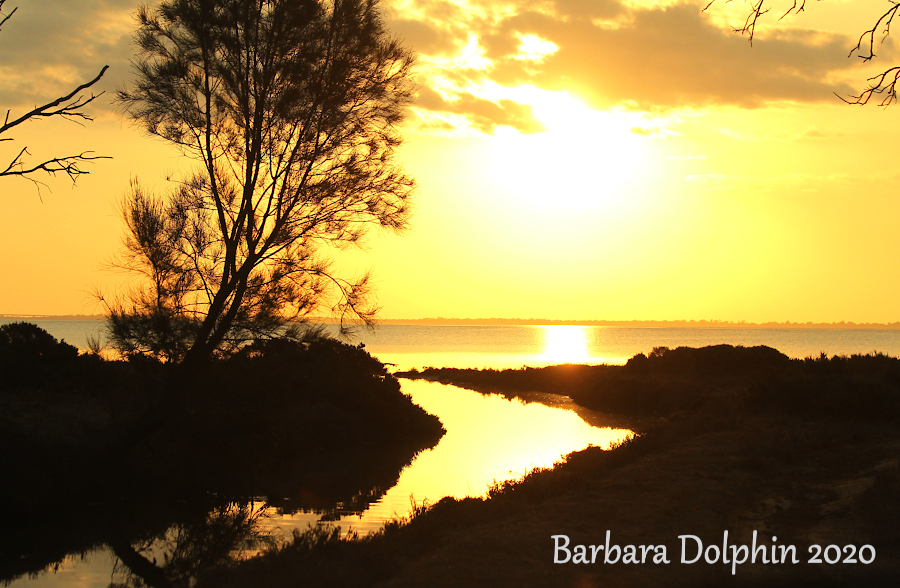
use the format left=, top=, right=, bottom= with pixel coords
left=7, top=379, right=629, bottom=587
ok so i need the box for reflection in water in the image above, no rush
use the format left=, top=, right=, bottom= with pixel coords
left=108, top=503, right=274, bottom=588
left=7, top=381, right=629, bottom=587
left=272, top=380, right=630, bottom=537
left=361, top=325, right=630, bottom=371
left=537, top=325, right=591, bottom=364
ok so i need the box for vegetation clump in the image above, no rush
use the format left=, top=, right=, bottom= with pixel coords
left=106, top=0, right=416, bottom=364
left=202, top=344, right=900, bottom=587
left=399, top=344, right=900, bottom=422
left=0, top=321, right=80, bottom=390
left=0, top=323, right=444, bottom=585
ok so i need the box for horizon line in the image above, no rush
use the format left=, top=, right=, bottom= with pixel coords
left=4, top=314, right=900, bottom=330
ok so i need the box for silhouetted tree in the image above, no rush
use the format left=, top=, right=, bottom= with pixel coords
left=707, top=0, right=900, bottom=105
left=0, top=322, right=79, bottom=390
left=108, top=0, right=415, bottom=363
left=0, top=1, right=108, bottom=188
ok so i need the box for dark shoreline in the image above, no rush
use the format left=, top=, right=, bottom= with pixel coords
left=5, top=337, right=900, bottom=586
left=206, top=344, right=900, bottom=586
left=0, top=324, right=445, bottom=586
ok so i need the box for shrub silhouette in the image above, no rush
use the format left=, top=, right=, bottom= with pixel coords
left=624, top=344, right=791, bottom=377
left=136, top=333, right=445, bottom=498
left=401, top=345, right=900, bottom=420
left=0, top=322, right=79, bottom=390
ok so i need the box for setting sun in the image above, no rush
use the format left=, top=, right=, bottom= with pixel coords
left=483, top=90, right=648, bottom=213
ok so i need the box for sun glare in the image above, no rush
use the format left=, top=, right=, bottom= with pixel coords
left=483, top=89, right=648, bottom=214
left=538, top=325, right=592, bottom=364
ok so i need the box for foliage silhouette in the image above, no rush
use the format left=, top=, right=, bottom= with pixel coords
left=108, top=503, right=274, bottom=588
left=0, top=321, right=79, bottom=390
left=0, top=326, right=443, bottom=585
left=107, top=0, right=415, bottom=364
left=399, top=344, right=900, bottom=420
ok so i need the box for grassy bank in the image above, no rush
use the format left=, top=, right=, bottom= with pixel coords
left=204, top=345, right=900, bottom=586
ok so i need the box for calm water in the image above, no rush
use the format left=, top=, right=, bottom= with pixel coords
left=3, top=321, right=634, bottom=587
left=13, top=320, right=900, bottom=370
left=263, top=379, right=626, bottom=534
left=354, top=324, right=900, bottom=370
left=8, top=379, right=627, bottom=587
left=7, top=320, right=900, bottom=586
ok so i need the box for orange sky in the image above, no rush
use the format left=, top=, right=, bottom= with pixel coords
left=2, top=0, right=900, bottom=323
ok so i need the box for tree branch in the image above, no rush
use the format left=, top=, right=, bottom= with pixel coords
left=0, top=3, right=110, bottom=188
left=1, top=65, right=109, bottom=134
left=706, top=0, right=900, bottom=105
left=0, top=1, right=17, bottom=31
left=838, top=66, right=900, bottom=106
left=849, top=1, right=900, bottom=62
left=0, top=149, right=111, bottom=181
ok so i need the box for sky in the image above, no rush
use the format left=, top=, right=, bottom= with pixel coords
left=1, top=0, right=900, bottom=323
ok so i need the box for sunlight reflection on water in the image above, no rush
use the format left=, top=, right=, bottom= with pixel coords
left=16, top=322, right=900, bottom=371
left=537, top=325, right=592, bottom=364
left=268, top=379, right=630, bottom=538
left=5, top=380, right=628, bottom=588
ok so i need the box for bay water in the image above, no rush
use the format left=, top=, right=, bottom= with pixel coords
left=5, top=320, right=900, bottom=586
left=10, top=319, right=900, bottom=369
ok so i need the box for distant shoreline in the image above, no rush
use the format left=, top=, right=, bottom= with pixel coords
left=4, top=314, right=900, bottom=330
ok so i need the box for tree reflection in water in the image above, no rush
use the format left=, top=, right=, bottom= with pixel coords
left=107, top=503, right=276, bottom=588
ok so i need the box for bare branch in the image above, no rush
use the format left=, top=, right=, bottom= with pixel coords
left=779, top=0, right=806, bottom=22
left=838, top=66, right=900, bottom=106
left=738, top=0, right=769, bottom=45
left=0, top=66, right=109, bottom=135
left=0, top=4, right=109, bottom=188
left=705, top=0, right=808, bottom=43
left=706, top=0, right=900, bottom=106
left=0, top=1, right=17, bottom=31
left=849, top=1, right=900, bottom=62
left=0, top=149, right=111, bottom=180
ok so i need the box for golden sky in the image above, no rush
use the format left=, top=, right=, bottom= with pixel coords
left=1, top=0, right=899, bottom=322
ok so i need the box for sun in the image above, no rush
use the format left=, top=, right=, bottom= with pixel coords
left=484, top=89, right=648, bottom=214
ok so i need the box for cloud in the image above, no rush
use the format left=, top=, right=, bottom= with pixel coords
left=0, top=0, right=880, bottom=137
left=484, top=3, right=861, bottom=108
left=685, top=171, right=852, bottom=192
left=719, top=126, right=844, bottom=142
left=393, top=0, right=879, bottom=132
left=390, top=17, right=460, bottom=56
left=0, top=0, right=138, bottom=112
left=552, top=0, right=624, bottom=21
left=414, top=86, right=544, bottom=133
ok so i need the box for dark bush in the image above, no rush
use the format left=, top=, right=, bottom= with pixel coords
left=624, top=344, right=792, bottom=378
left=0, top=322, right=80, bottom=391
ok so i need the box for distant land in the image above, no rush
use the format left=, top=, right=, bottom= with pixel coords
left=0, top=314, right=108, bottom=321
left=373, top=318, right=900, bottom=330
left=5, top=314, right=900, bottom=330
